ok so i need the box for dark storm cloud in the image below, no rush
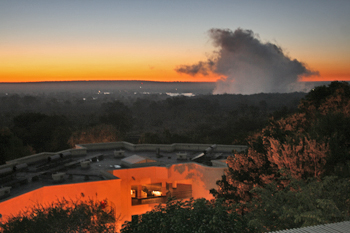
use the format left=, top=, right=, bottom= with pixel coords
left=176, top=28, right=319, bottom=94
left=175, top=60, right=215, bottom=76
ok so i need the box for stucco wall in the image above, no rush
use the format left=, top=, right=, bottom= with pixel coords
left=0, top=141, right=235, bottom=229
left=112, top=163, right=226, bottom=221
left=0, top=162, right=226, bottom=228
left=0, top=179, right=121, bottom=224
left=168, top=163, right=226, bottom=199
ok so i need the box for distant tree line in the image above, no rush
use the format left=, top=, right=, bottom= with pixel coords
left=0, top=90, right=304, bottom=164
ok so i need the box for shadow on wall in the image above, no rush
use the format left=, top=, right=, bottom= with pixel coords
left=170, top=163, right=226, bottom=199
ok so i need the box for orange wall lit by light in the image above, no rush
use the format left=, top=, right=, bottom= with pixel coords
left=0, top=163, right=226, bottom=229
left=0, top=179, right=122, bottom=228
left=113, top=163, right=226, bottom=218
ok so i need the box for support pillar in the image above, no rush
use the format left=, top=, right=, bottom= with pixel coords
left=137, top=185, right=142, bottom=199
left=161, top=182, right=167, bottom=196
left=172, top=181, right=177, bottom=189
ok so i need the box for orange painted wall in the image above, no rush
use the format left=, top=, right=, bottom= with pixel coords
left=168, top=163, right=226, bottom=200
left=113, top=166, right=170, bottom=219
left=0, top=179, right=122, bottom=224
left=0, top=163, right=225, bottom=229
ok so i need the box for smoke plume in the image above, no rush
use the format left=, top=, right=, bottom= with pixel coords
left=175, top=28, right=319, bottom=94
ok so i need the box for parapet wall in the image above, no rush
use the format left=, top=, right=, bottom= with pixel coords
left=2, top=141, right=247, bottom=170
left=2, top=148, right=87, bottom=171
left=76, top=141, right=247, bottom=153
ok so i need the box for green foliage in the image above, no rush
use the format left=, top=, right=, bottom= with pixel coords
left=121, top=198, right=249, bottom=233
left=245, top=176, right=350, bottom=232
left=0, top=90, right=304, bottom=161
left=100, top=101, right=133, bottom=133
left=11, top=113, right=71, bottom=153
left=0, top=198, right=116, bottom=233
left=310, top=112, right=350, bottom=174
left=68, top=124, right=121, bottom=147
left=210, top=173, right=240, bottom=205
left=302, top=82, right=350, bottom=176
left=0, top=128, right=32, bottom=165
left=214, top=81, right=350, bottom=205
left=300, top=81, right=350, bottom=111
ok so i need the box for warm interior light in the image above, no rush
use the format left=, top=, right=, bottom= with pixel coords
left=151, top=191, right=162, bottom=196
left=131, top=190, right=136, bottom=198
left=141, top=190, right=147, bottom=198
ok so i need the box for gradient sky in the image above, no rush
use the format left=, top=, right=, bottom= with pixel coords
left=1, top=0, right=349, bottom=83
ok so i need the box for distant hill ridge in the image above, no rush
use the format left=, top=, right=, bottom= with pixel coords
left=0, top=80, right=216, bottom=94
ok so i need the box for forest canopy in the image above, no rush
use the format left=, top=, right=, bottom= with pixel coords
left=0, top=89, right=304, bottom=164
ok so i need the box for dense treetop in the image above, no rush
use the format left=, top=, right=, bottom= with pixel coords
left=0, top=90, right=304, bottom=164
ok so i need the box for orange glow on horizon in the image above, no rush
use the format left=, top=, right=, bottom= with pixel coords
left=0, top=76, right=220, bottom=83
left=0, top=41, right=218, bottom=83
left=1, top=42, right=348, bottom=84
left=300, top=76, right=350, bottom=82
left=0, top=67, right=221, bottom=83
left=0, top=57, right=221, bottom=83
left=0, top=50, right=348, bottom=83
left=2, top=75, right=350, bottom=84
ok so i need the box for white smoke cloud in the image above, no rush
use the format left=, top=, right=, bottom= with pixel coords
left=175, top=28, right=319, bottom=94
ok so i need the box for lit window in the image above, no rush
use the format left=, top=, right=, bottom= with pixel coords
left=141, top=190, right=147, bottom=198
left=151, top=191, right=162, bottom=196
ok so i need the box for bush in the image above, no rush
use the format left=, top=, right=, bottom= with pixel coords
left=0, top=198, right=117, bottom=233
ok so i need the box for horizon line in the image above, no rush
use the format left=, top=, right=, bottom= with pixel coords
left=0, top=79, right=342, bottom=85
left=0, top=80, right=216, bottom=84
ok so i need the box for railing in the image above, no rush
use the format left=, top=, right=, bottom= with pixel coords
left=132, top=196, right=167, bottom=205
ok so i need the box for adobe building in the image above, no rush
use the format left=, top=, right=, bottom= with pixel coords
left=0, top=141, right=246, bottom=228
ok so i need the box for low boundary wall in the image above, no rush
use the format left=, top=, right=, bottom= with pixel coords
left=2, top=148, right=86, bottom=171
left=1, top=141, right=247, bottom=171
left=76, top=141, right=247, bottom=153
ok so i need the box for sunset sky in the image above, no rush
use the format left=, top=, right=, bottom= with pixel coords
left=1, top=0, right=349, bottom=83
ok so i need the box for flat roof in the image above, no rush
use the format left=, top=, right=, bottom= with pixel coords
left=0, top=142, right=236, bottom=202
